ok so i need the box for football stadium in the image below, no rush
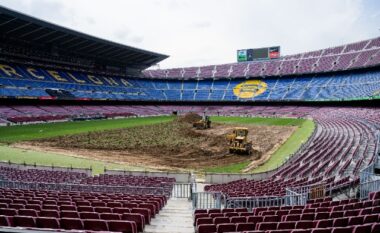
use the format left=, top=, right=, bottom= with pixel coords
left=0, top=1, right=379, bottom=233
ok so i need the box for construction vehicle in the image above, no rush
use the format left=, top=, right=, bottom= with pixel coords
left=193, top=115, right=211, bottom=130
left=226, top=127, right=253, bottom=155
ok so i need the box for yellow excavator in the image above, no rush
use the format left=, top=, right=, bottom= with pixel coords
left=226, top=127, right=252, bottom=155
left=193, top=115, right=211, bottom=130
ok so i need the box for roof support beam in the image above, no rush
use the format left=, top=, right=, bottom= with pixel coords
left=18, top=26, right=44, bottom=38
left=104, top=49, right=131, bottom=58
left=31, top=30, right=57, bottom=41
left=44, top=33, right=70, bottom=43
left=0, top=17, right=17, bottom=27
left=65, top=39, right=92, bottom=50
left=100, top=47, right=123, bottom=57
left=84, top=44, right=108, bottom=54
left=59, top=37, right=81, bottom=46
left=5, top=22, right=32, bottom=34
left=71, top=41, right=98, bottom=52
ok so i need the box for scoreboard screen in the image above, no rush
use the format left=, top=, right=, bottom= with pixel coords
left=237, top=46, right=280, bottom=62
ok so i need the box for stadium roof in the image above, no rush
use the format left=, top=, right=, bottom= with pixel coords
left=0, top=5, right=169, bottom=69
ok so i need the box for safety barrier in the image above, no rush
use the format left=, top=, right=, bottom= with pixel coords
left=360, top=178, right=380, bottom=200
left=0, top=180, right=169, bottom=197
left=225, top=192, right=307, bottom=210
left=359, top=132, right=380, bottom=199
left=0, top=161, right=92, bottom=175
left=192, top=192, right=224, bottom=209
left=289, top=182, right=332, bottom=200
left=172, top=183, right=193, bottom=198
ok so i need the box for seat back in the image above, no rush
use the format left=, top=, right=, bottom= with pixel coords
left=108, top=220, right=136, bottom=233
left=217, top=223, right=236, bottom=233
left=198, top=224, right=217, bottom=233
left=13, top=215, right=36, bottom=228
left=100, top=213, right=121, bottom=220
left=36, top=217, right=60, bottom=229
left=83, top=219, right=108, bottom=231
left=60, top=217, right=83, bottom=230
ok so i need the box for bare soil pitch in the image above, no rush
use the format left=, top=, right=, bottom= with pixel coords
left=15, top=114, right=296, bottom=172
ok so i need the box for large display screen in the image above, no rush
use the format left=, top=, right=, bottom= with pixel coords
left=237, top=46, right=280, bottom=62
left=237, top=50, right=248, bottom=62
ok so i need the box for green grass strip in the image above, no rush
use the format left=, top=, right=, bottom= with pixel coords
left=210, top=116, right=305, bottom=126
left=252, top=119, right=314, bottom=173
left=0, top=116, right=174, bottom=143
left=0, top=145, right=143, bottom=175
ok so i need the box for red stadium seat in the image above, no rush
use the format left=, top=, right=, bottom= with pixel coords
left=236, top=222, right=256, bottom=231
left=60, top=218, right=83, bottom=230
left=122, top=213, right=145, bottom=232
left=36, top=217, right=60, bottom=229
left=39, top=210, right=59, bottom=218
left=278, top=221, right=296, bottom=230
left=100, top=213, right=121, bottom=220
left=79, top=211, right=99, bottom=219
left=230, top=216, right=247, bottom=223
left=13, top=215, right=36, bottom=228
left=198, top=224, right=217, bottom=233
left=217, top=223, right=236, bottom=233
left=18, top=209, right=38, bottom=217
left=0, top=215, right=10, bottom=226
left=196, top=217, right=213, bottom=227
left=256, top=222, right=278, bottom=231
left=83, top=219, right=108, bottom=231
left=60, top=211, right=80, bottom=219
left=332, top=226, right=354, bottom=233
left=108, top=220, right=137, bottom=233
left=353, top=224, right=372, bottom=233
left=214, top=217, right=230, bottom=225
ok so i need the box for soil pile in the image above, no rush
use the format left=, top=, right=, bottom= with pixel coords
left=177, top=112, right=202, bottom=124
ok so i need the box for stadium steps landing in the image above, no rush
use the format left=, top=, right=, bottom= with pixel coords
left=144, top=197, right=194, bottom=233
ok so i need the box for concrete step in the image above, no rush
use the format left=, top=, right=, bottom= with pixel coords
left=144, top=198, right=194, bottom=233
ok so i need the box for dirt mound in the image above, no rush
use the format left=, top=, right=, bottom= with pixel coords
left=177, top=112, right=202, bottom=124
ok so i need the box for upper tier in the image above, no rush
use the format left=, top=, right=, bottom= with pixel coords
left=143, top=37, right=380, bottom=79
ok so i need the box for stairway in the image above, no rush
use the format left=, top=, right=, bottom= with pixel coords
left=144, top=198, right=194, bottom=233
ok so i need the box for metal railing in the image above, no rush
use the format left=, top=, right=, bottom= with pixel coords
left=171, top=183, right=193, bottom=198
left=192, top=192, right=224, bottom=209
left=289, top=182, right=332, bottom=199
left=360, top=177, right=380, bottom=200
left=225, top=193, right=307, bottom=210
left=359, top=131, right=380, bottom=199
left=0, top=161, right=92, bottom=175
left=0, top=180, right=169, bottom=197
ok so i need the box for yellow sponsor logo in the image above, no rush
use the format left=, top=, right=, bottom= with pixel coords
left=233, top=80, right=267, bottom=99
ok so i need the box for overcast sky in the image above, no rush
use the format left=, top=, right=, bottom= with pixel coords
left=0, top=0, right=379, bottom=68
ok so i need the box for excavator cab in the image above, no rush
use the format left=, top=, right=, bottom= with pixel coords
left=193, top=115, right=211, bottom=130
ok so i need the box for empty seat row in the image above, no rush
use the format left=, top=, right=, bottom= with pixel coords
left=194, top=206, right=380, bottom=226
left=196, top=214, right=380, bottom=229
left=0, top=215, right=138, bottom=233
left=0, top=207, right=151, bottom=224
left=197, top=222, right=380, bottom=233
